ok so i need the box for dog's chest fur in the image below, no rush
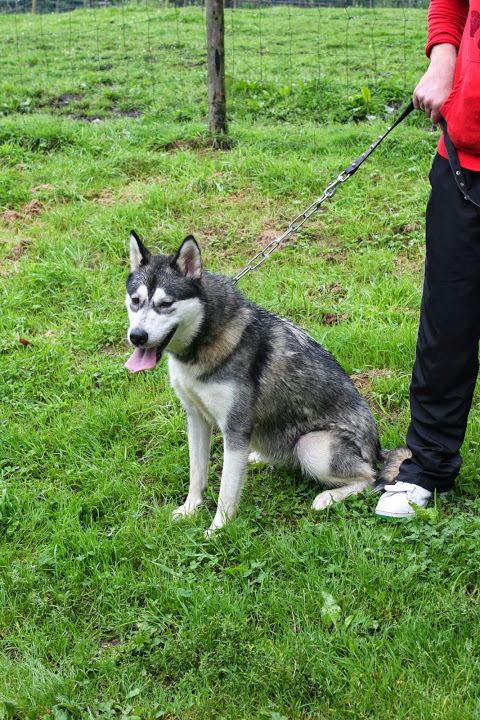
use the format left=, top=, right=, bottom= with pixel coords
left=168, top=356, right=237, bottom=430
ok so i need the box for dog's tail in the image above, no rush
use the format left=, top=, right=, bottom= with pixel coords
left=373, top=447, right=412, bottom=492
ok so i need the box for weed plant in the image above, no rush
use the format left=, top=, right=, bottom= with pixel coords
left=1, top=5, right=480, bottom=720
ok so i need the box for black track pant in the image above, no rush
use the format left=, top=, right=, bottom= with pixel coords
left=398, top=153, right=480, bottom=493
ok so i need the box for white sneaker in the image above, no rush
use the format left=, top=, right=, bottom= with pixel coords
left=375, top=481, right=432, bottom=519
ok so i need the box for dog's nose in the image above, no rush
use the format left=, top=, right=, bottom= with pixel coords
left=129, top=329, right=149, bottom=347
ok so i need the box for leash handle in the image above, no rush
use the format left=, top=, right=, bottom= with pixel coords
left=342, top=101, right=415, bottom=179
left=441, top=118, right=480, bottom=209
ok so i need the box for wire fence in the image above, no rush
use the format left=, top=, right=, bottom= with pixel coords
left=0, top=0, right=429, bottom=130
left=0, top=0, right=429, bottom=12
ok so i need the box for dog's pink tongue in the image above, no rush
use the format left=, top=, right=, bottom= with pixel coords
left=125, top=347, right=158, bottom=373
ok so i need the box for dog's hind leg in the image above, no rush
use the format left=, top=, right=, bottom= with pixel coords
left=173, top=407, right=212, bottom=519
left=296, top=431, right=375, bottom=511
left=310, top=481, right=373, bottom=511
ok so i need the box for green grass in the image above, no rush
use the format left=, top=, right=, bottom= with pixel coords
left=1, top=4, right=480, bottom=720
left=1, top=3, right=426, bottom=123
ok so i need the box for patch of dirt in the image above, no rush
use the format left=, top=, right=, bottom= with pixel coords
left=23, top=199, right=45, bottom=216
left=321, top=312, right=350, bottom=325
left=92, top=185, right=145, bottom=206
left=322, top=248, right=348, bottom=265
left=393, top=221, right=421, bottom=236
left=306, top=283, right=347, bottom=302
left=163, top=139, right=193, bottom=152
left=94, top=189, right=115, bottom=206
left=49, top=93, right=84, bottom=108
left=113, top=109, right=143, bottom=119
left=1, top=197, right=50, bottom=226
left=351, top=368, right=393, bottom=390
left=88, top=252, right=103, bottom=267
left=29, top=184, right=55, bottom=194
left=258, top=224, right=283, bottom=246
left=6, top=237, right=35, bottom=260
left=61, top=105, right=143, bottom=121
left=394, top=249, right=425, bottom=277
left=0, top=211, right=23, bottom=224
left=96, top=636, right=123, bottom=653
left=158, top=135, right=233, bottom=153
left=350, top=369, right=394, bottom=417
left=324, top=283, right=347, bottom=298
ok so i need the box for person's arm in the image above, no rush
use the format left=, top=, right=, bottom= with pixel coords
left=413, top=43, right=458, bottom=124
left=413, top=0, right=468, bottom=124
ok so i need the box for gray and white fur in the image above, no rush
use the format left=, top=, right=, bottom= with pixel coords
left=125, top=232, right=409, bottom=533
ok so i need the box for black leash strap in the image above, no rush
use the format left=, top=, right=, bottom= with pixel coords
left=341, top=101, right=415, bottom=179
left=441, top=117, right=480, bottom=209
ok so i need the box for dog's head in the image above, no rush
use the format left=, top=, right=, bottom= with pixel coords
left=125, top=231, right=205, bottom=372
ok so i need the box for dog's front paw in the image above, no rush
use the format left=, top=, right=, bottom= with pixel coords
left=172, top=505, right=189, bottom=520
left=172, top=499, right=201, bottom=520
left=204, top=512, right=228, bottom=536
left=204, top=523, right=224, bottom=537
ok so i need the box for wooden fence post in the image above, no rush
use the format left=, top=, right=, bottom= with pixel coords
left=206, top=0, right=227, bottom=134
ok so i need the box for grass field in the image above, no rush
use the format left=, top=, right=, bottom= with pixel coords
left=1, top=4, right=480, bottom=720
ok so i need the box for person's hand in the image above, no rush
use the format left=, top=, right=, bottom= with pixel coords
left=413, top=43, right=457, bottom=124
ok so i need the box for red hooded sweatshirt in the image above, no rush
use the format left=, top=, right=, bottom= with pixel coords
left=427, top=0, right=480, bottom=170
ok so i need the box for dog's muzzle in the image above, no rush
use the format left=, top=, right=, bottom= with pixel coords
left=125, top=326, right=178, bottom=373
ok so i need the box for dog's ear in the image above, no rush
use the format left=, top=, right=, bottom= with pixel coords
left=129, top=231, right=150, bottom=272
left=174, top=235, right=202, bottom=279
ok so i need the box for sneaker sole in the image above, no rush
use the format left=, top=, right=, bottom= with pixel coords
left=375, top=512, right=414, bottom=520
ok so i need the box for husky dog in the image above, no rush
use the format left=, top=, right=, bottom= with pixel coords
left=125, top=232, right=409, bottom=533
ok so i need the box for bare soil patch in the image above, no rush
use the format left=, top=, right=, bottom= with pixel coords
left=157, top=135, right=233, bottom=152
left=351, top=368, right=395, bottom=417
left=49, top=93, right=84, bottom=108
left=5, top=236, right=35, bottom=260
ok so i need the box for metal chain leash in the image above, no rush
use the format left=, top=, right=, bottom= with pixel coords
left=233, top=101, right=415, bottom=284
left=233, top=171, right=349, bottom=283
